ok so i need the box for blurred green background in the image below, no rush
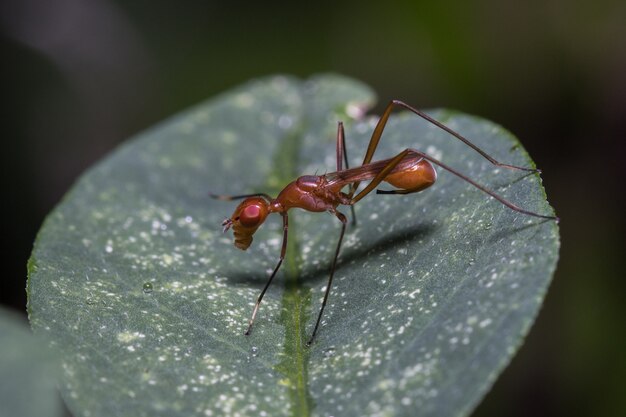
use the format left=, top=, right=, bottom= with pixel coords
left=1, top=1, right=624, bottom=416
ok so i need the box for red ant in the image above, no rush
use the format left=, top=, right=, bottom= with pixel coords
left=211, top=100, right=558, bottom=345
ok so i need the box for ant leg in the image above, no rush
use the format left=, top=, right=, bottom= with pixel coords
left=336, top=122, right=349, bottom=171
left=349, top=150, right=413, bottom=205
left=377, top=100, right=540, bottom=172
left=335, top=122, right=357, bottom=225
left=376, top=188, right=428, bottom=195
left=209, top=192, right=273, bottom=202
left=378, top=149, right=558, bottom=221
left=245, top=212, right=289, bottom=335
left=347, top=101, right=397, bottom=198
left=307, top=210, right=347, bottom=346
left=349, top=100, right=540, bottom=199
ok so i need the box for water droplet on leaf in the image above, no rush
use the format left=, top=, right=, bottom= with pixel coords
left=323, top=347, right=336, bottom=358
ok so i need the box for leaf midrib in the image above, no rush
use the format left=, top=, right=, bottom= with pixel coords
left=267, top=102, right=312, bottom=417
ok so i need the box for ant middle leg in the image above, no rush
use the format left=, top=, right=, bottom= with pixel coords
left=335, top=121, right=357, bottom=225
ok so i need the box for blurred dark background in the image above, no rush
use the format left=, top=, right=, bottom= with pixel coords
left=1, top=1, right=624, bottom=416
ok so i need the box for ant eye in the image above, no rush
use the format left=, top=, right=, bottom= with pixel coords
left=239, top=205, right=262, bottom=227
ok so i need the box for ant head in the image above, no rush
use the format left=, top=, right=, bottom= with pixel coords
left=222, top=197, right=270, bottom=250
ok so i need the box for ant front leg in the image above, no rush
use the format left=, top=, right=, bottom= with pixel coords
left=245, top=212, right=289, bottom=335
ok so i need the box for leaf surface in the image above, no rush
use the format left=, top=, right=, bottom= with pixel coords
left=0, top=308, right=62, bottom=417
left=28, top=74, right=559, bottom=417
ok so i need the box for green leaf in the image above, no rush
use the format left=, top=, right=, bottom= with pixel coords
left=0, top=307, right=63, bottom=417
left=28, top=74, right=559, bottom=417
